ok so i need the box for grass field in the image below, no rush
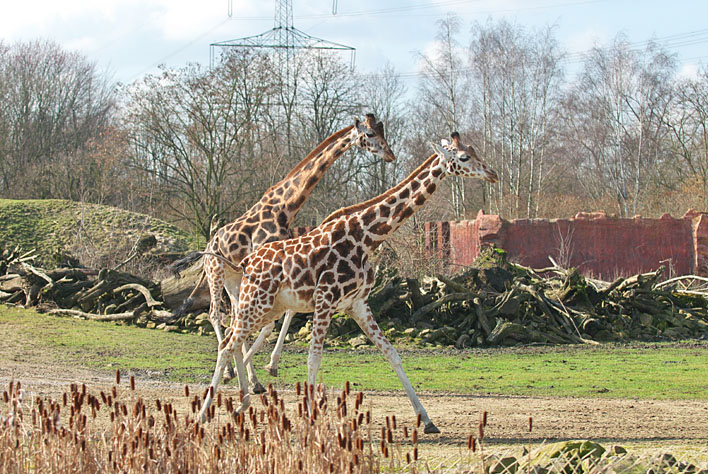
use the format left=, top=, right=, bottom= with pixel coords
left=2, top=306, right=707, bottom=400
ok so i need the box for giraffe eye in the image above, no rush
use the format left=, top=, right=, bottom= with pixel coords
left=366, top=132, right=376, bottom=138
left=459, top=155, right=470, bottom=162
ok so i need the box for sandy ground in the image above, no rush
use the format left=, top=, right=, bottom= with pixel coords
left=2, top=359, right=707, bottom=456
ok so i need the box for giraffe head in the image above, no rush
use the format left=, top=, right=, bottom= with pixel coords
left=353, top=113, right=396, bottom=163
left=431, top=132, right=498, bottom=183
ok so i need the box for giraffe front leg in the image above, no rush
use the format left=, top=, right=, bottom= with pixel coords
left=264, top=310, right=295, bottom=377
left=349, top=300, right=439, bottom=434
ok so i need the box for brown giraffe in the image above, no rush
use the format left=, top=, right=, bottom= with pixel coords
left=174, top=114, right=395, bottom=392
left=197, top=132, right=498, bottom=433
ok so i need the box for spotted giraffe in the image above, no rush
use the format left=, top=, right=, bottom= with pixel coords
left=173, top=114, right=395, bottom=392
left=198, top=132, right=498, bottom=433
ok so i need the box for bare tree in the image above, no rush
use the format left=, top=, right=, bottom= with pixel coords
left=662, top=68, right=708, bottom=208
left=0, top=39, right=116, bottom=199
left=561, top=35, right=675, bottom=216
left=356, top=63, right=409, bottom=198
left=124, top=51, right=275, bottom=239
left=288, top=52, right=364, bottom=225
left=415, top=14, right=471, bottom=219
left=468, top=19, right=564, bottom=218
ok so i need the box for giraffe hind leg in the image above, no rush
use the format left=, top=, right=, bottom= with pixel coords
left=205, top=259, right=236, bottom=381
left=198, top=331, right=251, bottom=423
left=223, top=276, right=266, bottom=393
left=264, top=310, right=295, bottom=377
left=241, top=340, right=265, bottom=394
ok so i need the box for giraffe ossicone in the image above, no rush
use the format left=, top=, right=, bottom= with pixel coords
left=197, top=132, right=498, bottom=434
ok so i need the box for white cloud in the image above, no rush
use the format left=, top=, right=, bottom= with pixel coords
left=677, top=63, right=699, bottom=80
left=0, top=0, right=267, bottom=44
left=565, top=27, right=607, bottom=55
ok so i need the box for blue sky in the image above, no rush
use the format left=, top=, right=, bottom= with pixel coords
left=3, top=0, right=707, bottom=85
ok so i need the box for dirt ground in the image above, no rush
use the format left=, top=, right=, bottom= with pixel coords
left=2, top=359, right=707, bottom=456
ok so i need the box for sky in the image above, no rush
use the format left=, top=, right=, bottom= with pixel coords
left=2, top=0, right=708, bottom=86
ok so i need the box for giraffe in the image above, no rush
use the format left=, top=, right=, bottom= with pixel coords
left=173, top=114, right=396, bottom=392
left=197, top=132, right=498, bottom=434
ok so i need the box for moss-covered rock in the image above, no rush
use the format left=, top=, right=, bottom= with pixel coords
left=526, top=440, right=605, bottom=473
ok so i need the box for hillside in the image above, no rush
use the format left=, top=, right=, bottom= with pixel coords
left=0, top=199, right=193, bottom=268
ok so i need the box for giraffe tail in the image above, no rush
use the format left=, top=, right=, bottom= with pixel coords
left=167, top=256, right=208, bottom=322
left=170, top=296, right=195, bottom=321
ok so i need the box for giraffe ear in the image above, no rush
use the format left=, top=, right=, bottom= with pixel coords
left=354, top=117, right=361, bottom=129
left=440, top=139, right=451, bottom=147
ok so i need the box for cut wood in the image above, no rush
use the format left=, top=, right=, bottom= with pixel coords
left=410, top=292, right=474, bottom=323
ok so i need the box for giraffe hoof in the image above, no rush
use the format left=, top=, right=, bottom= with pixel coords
left=423, top=421, right=440, bottom=434
left=264, top=364, right=278, bottom=377
left=223, top=366, right=236, bottom=383
left=251, top=382, right=266, bottom=394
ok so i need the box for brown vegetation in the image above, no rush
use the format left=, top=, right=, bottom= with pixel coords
left=0, top=375, right=413, bottom=473
left=1, top=376, right=706, bottom=473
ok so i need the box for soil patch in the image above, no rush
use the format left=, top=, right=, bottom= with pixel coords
left=2, top=357, right=706, bottom=455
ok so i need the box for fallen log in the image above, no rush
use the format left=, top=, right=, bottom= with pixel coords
left=113, top=283, right=161, bottom=308
left=48, top=308, right=137, bottom=321
left=410, top=292, right=474, bottom=323
left=160, top=260, right=209, bottom=310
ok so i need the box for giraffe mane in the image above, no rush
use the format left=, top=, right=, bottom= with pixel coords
left=320, top=153, right=439, bottom=225
left=277, top=125, right=356, bottom=182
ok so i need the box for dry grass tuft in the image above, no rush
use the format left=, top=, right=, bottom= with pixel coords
left=0, top=375, right=423, bottom=473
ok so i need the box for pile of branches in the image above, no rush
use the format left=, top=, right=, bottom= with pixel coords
left=361, top=248, right=708, bottom=348
left=3, top=244, right=708, bottom=348
left=0, top=246, right=173, bottom=326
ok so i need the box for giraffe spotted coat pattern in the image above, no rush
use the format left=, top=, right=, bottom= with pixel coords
left=175, top=114, right=395, bottom=391
left=197, top=132, right=498, bottom=434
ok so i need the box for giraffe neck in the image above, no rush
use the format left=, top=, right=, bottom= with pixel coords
left=265, top=125, right=357, bottom=222
left=353, top=153, right=446, bottom=252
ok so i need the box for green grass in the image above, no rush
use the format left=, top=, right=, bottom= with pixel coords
left=0, top=198, right=192, bottom=266
left=0, top=306, right=217, bottom=380
left=2, top=306, right=707, bottom=400
left=273, top=345, right=708, bottom=400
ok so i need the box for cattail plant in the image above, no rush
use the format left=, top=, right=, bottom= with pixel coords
left=1, top=379, right=421, bottom=473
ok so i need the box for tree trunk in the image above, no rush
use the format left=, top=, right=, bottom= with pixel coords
left=160, top=261, right=210, bottom=310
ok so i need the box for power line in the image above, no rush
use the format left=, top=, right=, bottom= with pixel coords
left=125, top=18, right=231, bottom=83
left=223, top=0, right=612, bottom=21
left=357, top=26, right=708, bottom=81
left=562, top=28, right=708, bottom=64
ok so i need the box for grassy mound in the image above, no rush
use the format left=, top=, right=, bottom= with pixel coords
left=0, top=199, right=193, bottom=267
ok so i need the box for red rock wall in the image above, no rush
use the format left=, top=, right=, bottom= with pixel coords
left=424, top=210, right=705, bottom=278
